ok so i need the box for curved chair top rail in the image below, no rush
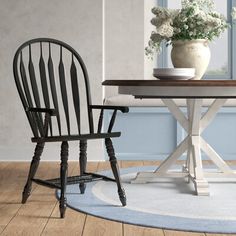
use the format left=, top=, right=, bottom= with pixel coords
left=13, top=38, right=94, bottom=138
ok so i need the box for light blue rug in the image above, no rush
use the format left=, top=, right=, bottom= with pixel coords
left=56, top=166, right=236, bottom=234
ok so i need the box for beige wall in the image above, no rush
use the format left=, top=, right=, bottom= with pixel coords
left=104, top=0, right=157, bottom=98
left=0, top=0, right=103, bottom=161
left=104, top=0, right=145, bottom=98
left=0, top=0, right=152, bottom=161
left=144, top=0, right=158, bottom=79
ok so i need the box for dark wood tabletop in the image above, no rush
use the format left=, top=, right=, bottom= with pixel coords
left=102, top=80, right=236, bottom=87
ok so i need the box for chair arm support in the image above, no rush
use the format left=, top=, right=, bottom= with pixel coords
left=26, top=107, right=57, bottom=116
left=90, top=105, right=129, bottom=113
left=92, top=105, right=129, bottom=133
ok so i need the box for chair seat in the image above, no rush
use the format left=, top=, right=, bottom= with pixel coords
left=31, top=132, right=121, bottom=143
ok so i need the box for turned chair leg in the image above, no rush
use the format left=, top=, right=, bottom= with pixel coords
left=79, top=140, right=87, bottom=194
left=59, top=141, right=68, bottom=218
left=22, top=142, right=45, bottom=204
left=105, top=138, right=126, bottom=206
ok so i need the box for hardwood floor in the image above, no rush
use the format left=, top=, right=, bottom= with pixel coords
left=0, top=161, right=236, bottom=236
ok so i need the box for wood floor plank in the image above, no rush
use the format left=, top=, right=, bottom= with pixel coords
left=124, top=224, right=164, bottom=236
left=1, top=201, right=57, bottom=236
left=121, top=160, right=144, bottom=168
left=0, top=162, right=50, bottom=234
left=0, top=162, right=9, bottom=172
left=83, top=215, right=122, bottom=236
left=0, top=163, right=32, bottom=192
left=85, top=162, right=99, bottom=172
left=0, top=170, right=56, bottom=234
left=41, top=204, right=86, bottom=236
left=143, top=160, right=161, bottom=166
left=40, top=162, right=96, bottom=236
left=226, top=160, right=236, bottom=166
left=97, top=161, right=110, bottom=171
left=0, top=161, right=73, bottom=235
left=0, top=200, right=22, bottom=234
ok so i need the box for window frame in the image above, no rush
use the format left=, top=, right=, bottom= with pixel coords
left=156, top=0, right=236, bottom=80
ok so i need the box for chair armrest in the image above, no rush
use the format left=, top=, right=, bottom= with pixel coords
left=90, top=105, right=129, bottom=113
left=91, top=105, right=128, bottom=133
left=25, top=107, right=57, bottom=116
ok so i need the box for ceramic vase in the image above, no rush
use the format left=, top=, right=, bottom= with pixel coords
left=171, top=39, right=211, bottom=80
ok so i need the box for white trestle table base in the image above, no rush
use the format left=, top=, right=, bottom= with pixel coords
left=131, top=98, right=236, bottom=196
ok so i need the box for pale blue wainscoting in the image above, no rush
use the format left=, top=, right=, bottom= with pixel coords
left=104, top=107, right=236, bottom=161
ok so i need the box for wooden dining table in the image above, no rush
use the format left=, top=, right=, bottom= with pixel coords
left=102, top=80, right=236, bottom=196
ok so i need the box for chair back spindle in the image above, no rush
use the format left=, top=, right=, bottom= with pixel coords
left=48, top=43, right=62, bottom=136
left=13, top=38, right=94, bottom=138
left=70, top=54, right=81, bottom=135
left=58, top=46, right=70, bottom=135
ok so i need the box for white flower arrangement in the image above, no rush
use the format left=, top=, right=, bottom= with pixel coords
left=146, top=0, right=236, bottom=57
left=232, top=7, right=236, bottom=19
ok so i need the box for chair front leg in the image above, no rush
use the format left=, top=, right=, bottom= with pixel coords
left=22, top=142, right=45, bottom=204
left=79, top=140, right=87, bottom=194
left=59, top=141, right=68, bottom=218
left=105, top=138, right=126, bottom=206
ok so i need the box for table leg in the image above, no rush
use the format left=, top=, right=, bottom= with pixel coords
left=188, top=99, right=209, bottom=195
left=190, top=135, right=209, bottom=195
left=186, top=138, right=194, bottom=183
left=131, top=98, right=235, bottom=196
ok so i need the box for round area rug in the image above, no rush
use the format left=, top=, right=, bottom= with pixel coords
left=57, top=166, right=236, bottom=234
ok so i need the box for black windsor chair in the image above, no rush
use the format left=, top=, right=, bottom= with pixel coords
left=13, top=38, right=129, bottom=218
